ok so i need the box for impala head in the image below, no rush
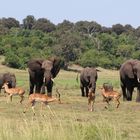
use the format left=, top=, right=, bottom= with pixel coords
left=2, top=82, right=9, bottom=88
left=103, top=83, right=113, bottom=92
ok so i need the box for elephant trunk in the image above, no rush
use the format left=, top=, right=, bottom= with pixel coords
left=44, top=71, right=53, bottom=84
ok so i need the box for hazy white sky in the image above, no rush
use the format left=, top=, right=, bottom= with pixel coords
left=0, top=0, right=140, bottom=28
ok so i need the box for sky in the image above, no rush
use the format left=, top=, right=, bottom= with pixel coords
left=0, top=0, right=140, bottom=28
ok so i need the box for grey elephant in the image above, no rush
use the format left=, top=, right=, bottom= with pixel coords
left=80, top=67, right=98, bottom=97
left=27, top=57, right=61, bottom=96
left=120, top=59, right=140, bottom=102
left=0, top=72, right=16, bottom=93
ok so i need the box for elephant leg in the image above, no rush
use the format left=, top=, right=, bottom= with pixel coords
left=126, top=87, right=134, bottom=101
left=41, top=84, right=46, bottom=94
left=136, top=87, right=140, bottom=102
left=80, top=86, right=85, bottom=97
left=46, top=81, right=53, bottom=97
left=121, top=83, right=127, bottom=101
left=29, top=80, right=34, bottom=95
left=35, top=84, right=42, bottom=93
left=35, top=77, right=43, bottom=93
left=29, top=72, right=35, bottom=95
left=80, top=84, right=85, bottom=97
left=85, top=87, right=89, bottom=97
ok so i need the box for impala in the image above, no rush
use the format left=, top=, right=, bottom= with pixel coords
left=2, top=83, right=25, bottom=103
left=23, top=89, right=61, bottom=115
left=101, top=87, right=121, bottom=108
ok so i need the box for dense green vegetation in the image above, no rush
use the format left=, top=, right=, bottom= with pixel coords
left=0, top=15, right=140, bottom=69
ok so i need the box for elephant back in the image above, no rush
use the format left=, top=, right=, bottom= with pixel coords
left=80, top=67, right=98, bottom=82
left=120, top=59, right=139, bottom=79
left=81, top=67, right=97, bottom=76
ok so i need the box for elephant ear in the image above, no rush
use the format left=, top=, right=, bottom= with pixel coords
left=132, top=60, right=140, bottom=75
left=50, top=57, right=61, bottom=78
left=28, top=59, right=44, bottom=71
left=124, top=60, right=136, bottom=79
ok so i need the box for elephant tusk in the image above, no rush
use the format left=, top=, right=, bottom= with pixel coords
left=43, top=77, right=46, bottom=82
left=138, top=78, right=140, bottom=83
left=51, top=78, right=54, bottom=82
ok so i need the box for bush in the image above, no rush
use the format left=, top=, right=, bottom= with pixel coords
left=79, top=50, right=100, bottom=67
left=4, top=47, right=51, bottom=69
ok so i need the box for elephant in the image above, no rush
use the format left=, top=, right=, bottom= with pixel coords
left=0, top=72, right=16, bottom=93
left=120, top=59, right=140, bottom=102
left=27, top=57, right=61, bottom=96
left=80, top=67, right=98, bottom=97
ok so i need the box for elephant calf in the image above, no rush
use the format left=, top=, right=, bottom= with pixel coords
left=80, top=67, right=98, bottom=97
left=0, top=72, right=16, bottom=93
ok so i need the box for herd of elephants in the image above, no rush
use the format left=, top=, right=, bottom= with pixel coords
left=1, top=57, right=140, bottom=106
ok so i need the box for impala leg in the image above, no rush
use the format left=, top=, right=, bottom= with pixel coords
left=88, top=98, right=91, bottom=111
left=30, top=101, right=36, bottom=116
left=116, top=99, right=120, bottom=108
left=20, top=95, right=24, bottom=104
left=88, top=93, right=95, bottom=112
left=23, top=101, right=35, bottom=115
left=40, top=102, right=44, bottom=115
left=89, top=100, right=94, bottom=112
left=7, top=95, right=12, bottom=103
left=10, top=95, right=12, bottom=102
left=23, top=101, right=31, bottom=113
left=105, top=99, right=110, bottom=109
left=47, top=105, right=55, bottom=116
left=7, top=95, right=10, bottom=103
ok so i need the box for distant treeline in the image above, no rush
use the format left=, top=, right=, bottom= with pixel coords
left=0, top=15, right=140, bottom=69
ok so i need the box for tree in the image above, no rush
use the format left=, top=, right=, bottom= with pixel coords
left=74, top=21, right=102, bottom=36
left=124, top=24, right=135, bottom=34
left=79, top=49, right=99, bottom=67
left=23, top=15, right=36, bottom=29
left=135, top=26, right=140, bottom=37
left=0, top=17, right=19, bottom=29
left=116, top=44, right=135, bottom=58
left=0, top=24, right=9, bottom=35
left=98, top=33, right=117, bottom=55
left=52, top=32, right=83, bottom=70
left=101, top=26, right=112, bottom=34
left=112, top=24, right=125, bottom=35
left=57, top=20, right=74, bottom=31
left=32, top=18, right=56, bottom=32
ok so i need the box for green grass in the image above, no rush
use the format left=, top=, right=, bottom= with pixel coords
left=0, top=63, right=140, bottom=140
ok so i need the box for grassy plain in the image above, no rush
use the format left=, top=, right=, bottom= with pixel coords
left=0, top=56, right=140, bottom=140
